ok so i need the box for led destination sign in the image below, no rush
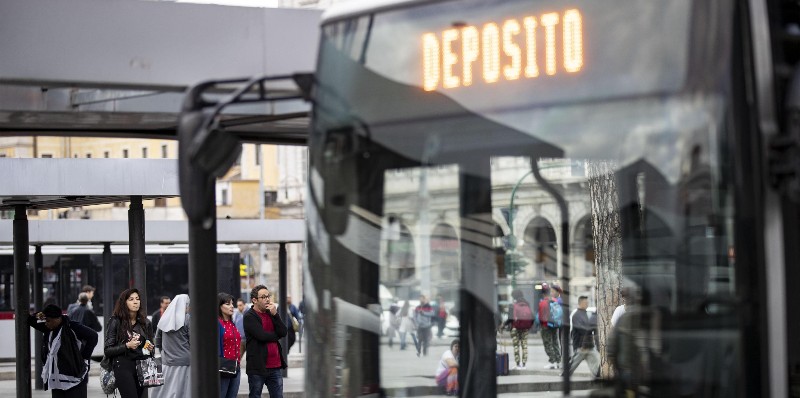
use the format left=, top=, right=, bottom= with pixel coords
left=422, top=9, right=583, bottom=91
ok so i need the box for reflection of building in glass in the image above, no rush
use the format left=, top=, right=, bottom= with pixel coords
left=377, top=154, right=727, bottom=312
left=379, top=157, right=599, bottom=306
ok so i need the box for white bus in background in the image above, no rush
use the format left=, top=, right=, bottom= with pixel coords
left=0, top=244, right=240, bottom=360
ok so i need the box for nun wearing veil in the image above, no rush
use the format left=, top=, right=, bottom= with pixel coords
left=152, top=294, right=191, bottom=398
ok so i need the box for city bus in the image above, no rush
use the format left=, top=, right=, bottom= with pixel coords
left=303, top=0, right=799, bottom=396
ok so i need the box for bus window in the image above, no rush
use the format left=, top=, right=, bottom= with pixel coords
left=309, top=0, right=739, bottom=396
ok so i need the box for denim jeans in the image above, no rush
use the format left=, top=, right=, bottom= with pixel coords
left=220, top=368, right=241, bottom=398
left=248, top=368, right=283, bottom=398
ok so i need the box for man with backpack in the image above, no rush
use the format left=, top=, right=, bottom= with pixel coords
left=505, top=289, right=533, bottom=370
left=537, top=283, right=562, bottom=369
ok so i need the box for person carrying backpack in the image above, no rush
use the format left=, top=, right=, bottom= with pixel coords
left=537, top=283, right=562, bottom=369
left=504, top=289, right=533, bottom=370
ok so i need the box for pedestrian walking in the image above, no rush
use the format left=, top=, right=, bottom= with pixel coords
left=29, top=304, right=98, bottom=398
left=285, top=295, right=301, bottom=352
left=434, top=295, right=448, bottom=338
left=67, top=285, right=96, bottom=316
left=233, top=298, right=247, bottom=339
left=564, top=296, right=600, bottom=377
left=151, top=296, right=171, bottom=335
left=611, top=287, right=630, bottom=327
left=504, top=289, right=533, bottom=370
left=398, top=301, right=418, bottom=352
left=386, top=304, right=400, bottom=348
left=104, top=288, right=155, bottom=398
left=152, top=294, right=191, bottom=398
left=244, top=285, right=287, bottom=398
left=219, top=293, right=243, bottom=398
left=537, top=284, right=561, bottom=368
left=68, top=293, right=102, bottom=332
left=415, top=295, right=435, bottom=357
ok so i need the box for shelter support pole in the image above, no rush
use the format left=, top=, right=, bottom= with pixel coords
left=129, top=196, right=147, bottom=313
left=458, top=161, right=497, bottom=398
left=189, top=210, right=219, bottom=398
left=103, top=243, right=113, bottom=323
left=14, top=205, right=31, bottom=398
left=33, top=245, right=43, bottom=391
left=279, top=242, right=288, bottom=378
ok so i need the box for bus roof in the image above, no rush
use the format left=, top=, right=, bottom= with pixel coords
left=321, top=0, right=449, bottom=24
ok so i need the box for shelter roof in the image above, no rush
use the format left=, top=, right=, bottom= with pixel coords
left=0, top=219, right=305, bottom=244
left=0, top=158, right=178, bottom=210
left=0, top=0, right=319, bottom=143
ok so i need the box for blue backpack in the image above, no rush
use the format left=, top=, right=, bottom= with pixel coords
left=547, top=300, right=563, bottom=328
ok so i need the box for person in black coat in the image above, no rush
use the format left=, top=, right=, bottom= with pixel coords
left=68, top=293, right=102, bottom=332
left=29, top=304, right=98, bottom=398
left=104, top=288, right=155, bottom=398
left=150, top=296, right=171, bottom=335
left=244, top=285, right=287, bottom=398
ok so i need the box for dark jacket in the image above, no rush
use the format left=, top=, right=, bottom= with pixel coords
left=104, top=316, right=154, bottom=361
left=244, top=308, right=288, bottom=375
left=28, top=314, right=98, bottom=391
left=68, top=304, right=102, bottom=332
left=570, top=309, right=597, bottom=350
left=151, top=309, right=163, bottom=332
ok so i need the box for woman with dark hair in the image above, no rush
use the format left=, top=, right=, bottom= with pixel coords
left=218, top=292, right=243, bottom=398
left=104, top=288, right=155, bottom=398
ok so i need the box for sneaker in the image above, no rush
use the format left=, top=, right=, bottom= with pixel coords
left=544, top=363, right=556, bottom=369
left=519, top=365, right=526, bottom=370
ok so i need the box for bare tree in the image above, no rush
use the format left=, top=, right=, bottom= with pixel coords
left=587, top=160, right=622, bottom=378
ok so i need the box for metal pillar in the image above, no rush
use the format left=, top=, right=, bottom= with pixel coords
left=279, top=242, right=288, bottom=378
left=33, top=245, right=43, bottom=391
left=457, top=162, right=497, bottom=398
left=128, top=196, right=147, bottom=313
left=188, top=213, right=219, bottom=398
left=177, top=80, right=241, bottom=398
left=103, top=243, right=114, bottom=323
left=14, top=205, right=31, bottom=398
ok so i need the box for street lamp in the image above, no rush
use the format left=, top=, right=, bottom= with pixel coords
left=505, top=170, right=534, bottom=289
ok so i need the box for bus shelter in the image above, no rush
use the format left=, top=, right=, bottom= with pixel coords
left=0, top=158, right=305, bottom=392
left=0, top=1, right=320, bottom=397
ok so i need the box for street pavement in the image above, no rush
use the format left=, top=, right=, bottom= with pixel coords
left=0, top=332, right=601, bottom=397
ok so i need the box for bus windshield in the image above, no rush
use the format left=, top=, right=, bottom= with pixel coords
left=308, top=0, right=738, bottom=396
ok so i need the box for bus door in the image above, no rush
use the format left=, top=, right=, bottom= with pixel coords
left=0, top=257, right=13, bottom=312
left=55, top=254, right=95, bottom=309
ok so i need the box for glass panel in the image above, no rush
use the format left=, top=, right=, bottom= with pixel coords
left=309, top=0, right=737, bottom=396
left=379, top=165, right=462, bottom=391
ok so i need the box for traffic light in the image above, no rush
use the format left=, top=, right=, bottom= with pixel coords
left=239, top=264, right=248, bottom=277
left=505, top=250, right=528, bottom=277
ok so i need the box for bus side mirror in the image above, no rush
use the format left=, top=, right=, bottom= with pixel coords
left=188, top=118, right=242, bottom=179
left=178, top=96, right=217, bottom=225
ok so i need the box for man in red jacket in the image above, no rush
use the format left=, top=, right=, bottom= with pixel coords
left=538, top=283, right=561, bottom=369
left=244, top=285, right=288, bottom=398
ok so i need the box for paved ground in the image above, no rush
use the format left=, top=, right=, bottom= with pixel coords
left=0, top=333, right=602, bottom=397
